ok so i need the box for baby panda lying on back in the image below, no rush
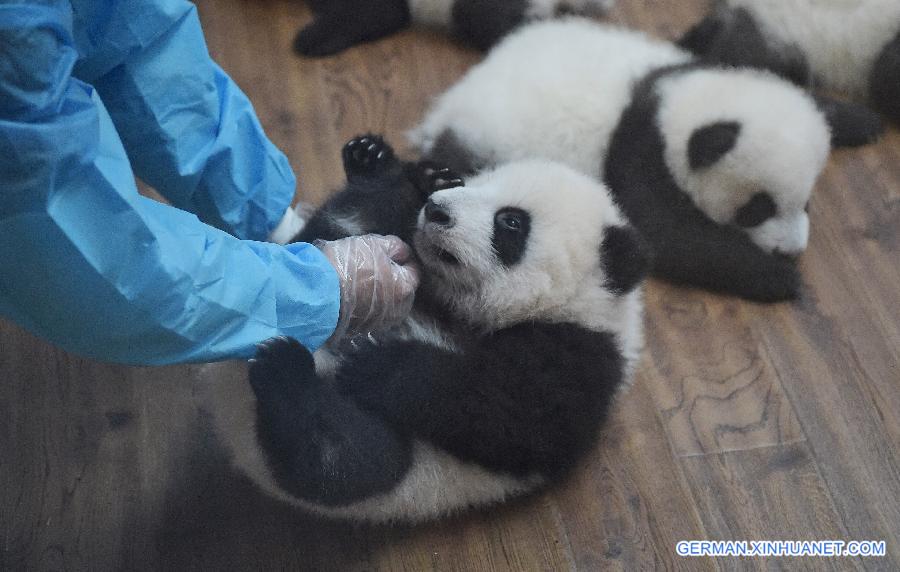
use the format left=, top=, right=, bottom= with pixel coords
left=412, top=19, right=884, bottom=302
left=294, top=0, right=613, bottom=56
left=209, top=135, right=648, bottom=523
left=679, top=0, right=900, bottom=126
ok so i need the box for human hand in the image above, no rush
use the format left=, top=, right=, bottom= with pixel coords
left=316, top=234, right=420, bottom=342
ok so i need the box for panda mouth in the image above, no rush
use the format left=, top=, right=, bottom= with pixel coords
left=433, top=246, right=460, bottom=266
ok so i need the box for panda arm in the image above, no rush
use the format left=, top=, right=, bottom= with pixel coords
left=641, top=201, right=801, bottom=302
left=337, top=322, right=624, bottom=477
left=291, top=136, right=431, bottom=244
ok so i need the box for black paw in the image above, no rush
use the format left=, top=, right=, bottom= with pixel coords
left=747, top=256, right=802, bottom=303
left=249, top=336, right=317, bottom=404
left=342, top=135, right=396, bottom=178
left=410, top=161, right=465, bottom=197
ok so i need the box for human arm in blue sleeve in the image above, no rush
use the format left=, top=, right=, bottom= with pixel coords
left=0, top=2, right=340, bottom=365
left=69, top=0, right=296, bottom=241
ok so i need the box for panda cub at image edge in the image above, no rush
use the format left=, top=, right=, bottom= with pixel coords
left=294, top=0, right=613, bottom=56
left=205, top=135, right=649, bottom=524
left=411, top=19, right=868, bottom=302
left=679, top=0, right=900, bottom=126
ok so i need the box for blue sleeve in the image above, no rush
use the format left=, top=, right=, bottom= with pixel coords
left=0, top=3, right=340, bottom=365
left=69, top=0, right=296, bottom=241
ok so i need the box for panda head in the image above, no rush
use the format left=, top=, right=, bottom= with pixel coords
left=656, top=67, right=830, bottom=255
left=413, top=160, right=649, bottom=361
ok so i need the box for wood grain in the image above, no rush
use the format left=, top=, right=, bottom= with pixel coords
left=2, top=0, right=899, bottom=570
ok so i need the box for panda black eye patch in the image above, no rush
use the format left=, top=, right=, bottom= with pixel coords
left=688, top=121, right=742, bottom=170
left=734, top=192, right=778, bottom=228
left=492, top=207, right=531, bottom=267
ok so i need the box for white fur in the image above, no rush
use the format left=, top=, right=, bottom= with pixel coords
left=728, top=0, right=900, bottom=96
left=411, top=19, right=690, bottom=177
left=655, top=67, right=830, bottom=255
left=325, top=212, right=365, bottom=237
left=414, top=160, right=644, bottom=373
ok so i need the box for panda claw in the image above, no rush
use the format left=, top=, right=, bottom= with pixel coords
left=412, top=161, right=465, bottom=196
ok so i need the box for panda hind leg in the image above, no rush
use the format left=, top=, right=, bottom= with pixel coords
left=249, top=337, right=412, bottom=507
left=293, top=0, right=410, bottom=57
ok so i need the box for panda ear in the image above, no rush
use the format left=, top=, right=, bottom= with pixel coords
left=688, top=121, right=742, bottom=169
left=601, top=226, right=653, bottom=295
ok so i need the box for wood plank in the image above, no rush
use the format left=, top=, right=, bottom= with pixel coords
left=639, top=286, right=805, bottom=458
left=680, top=443, right=865, bottom=572
left=552, top=376, right=715, bottom=572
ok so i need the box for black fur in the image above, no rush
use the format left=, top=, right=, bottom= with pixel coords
left=601, top=226, right=652, bottom=296
left=734, top=192, right=777, bottom=228
left=813, top=95, right=885, bottom=148
left=491, top=207, right=531, bottom=266
left=294, top=0, right=609, bottom=58
left=870, top=30, right=900, bottom=126
left=604, top=67, right=801, bottom=302
left=250, top=337, right=413, bottom=505
left=451, top=0, right=529, bottom=52
left=249, top=323, right=621, bottom=506
left=679, top=7, right=811, bottom=87
left=335, top=322, right=622, bottom=478
left=294, top=0, right=410, bottom=57
left=424, top=129, right=487, bottom=177
left=688, top=121, right=741, bottom=170
left=248, top=135, right=630, bottom=510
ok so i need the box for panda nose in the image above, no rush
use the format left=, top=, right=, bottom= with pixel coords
left=424, top=200, right=453, bottom=227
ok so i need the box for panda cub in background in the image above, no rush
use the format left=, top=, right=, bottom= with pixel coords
left=294, top=0, right=613, bottom=56
left=412, top=19, right=880, bottom=302
left=208, top=135, right=648, bottom=523
left=679, top=0, right=900, bottom=126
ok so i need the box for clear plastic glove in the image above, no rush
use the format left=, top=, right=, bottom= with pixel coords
left=316, top=234, right=420, bottom=342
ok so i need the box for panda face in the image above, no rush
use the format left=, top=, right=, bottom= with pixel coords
left=413, top=160, right=648, bottom=341
left=656, top=67, right=830, bottom=255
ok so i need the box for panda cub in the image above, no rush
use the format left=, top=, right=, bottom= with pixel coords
left=294, top=0, right=613, bottom=56
left=209, top=135, right=648, bottom=523
left=679, top=0, right=900, bottom=126
left=412, top=19, right=875, bottom=302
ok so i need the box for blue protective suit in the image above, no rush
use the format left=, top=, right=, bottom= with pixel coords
left=0, top=0, right=340, bottom=365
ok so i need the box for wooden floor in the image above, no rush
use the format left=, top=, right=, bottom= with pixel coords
left=2, top=1, right=899, bottom=570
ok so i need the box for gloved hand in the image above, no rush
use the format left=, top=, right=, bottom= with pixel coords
left=316, top=235, right=420, bottom=342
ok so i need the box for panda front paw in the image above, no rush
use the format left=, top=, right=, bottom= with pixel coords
left=410, top=161, right=465, bottom=198
left=342, top=135, right=397, bottom=179
left=249, top=336, right=318, bottom=405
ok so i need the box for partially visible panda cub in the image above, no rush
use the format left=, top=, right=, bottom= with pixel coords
left=679, top=0, right=900, bottom=126
left=208, top=135, right=649, bottom=523
left=411, top=19, right=874, bottom=302
left=294, top=0, right=613, bottom=56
